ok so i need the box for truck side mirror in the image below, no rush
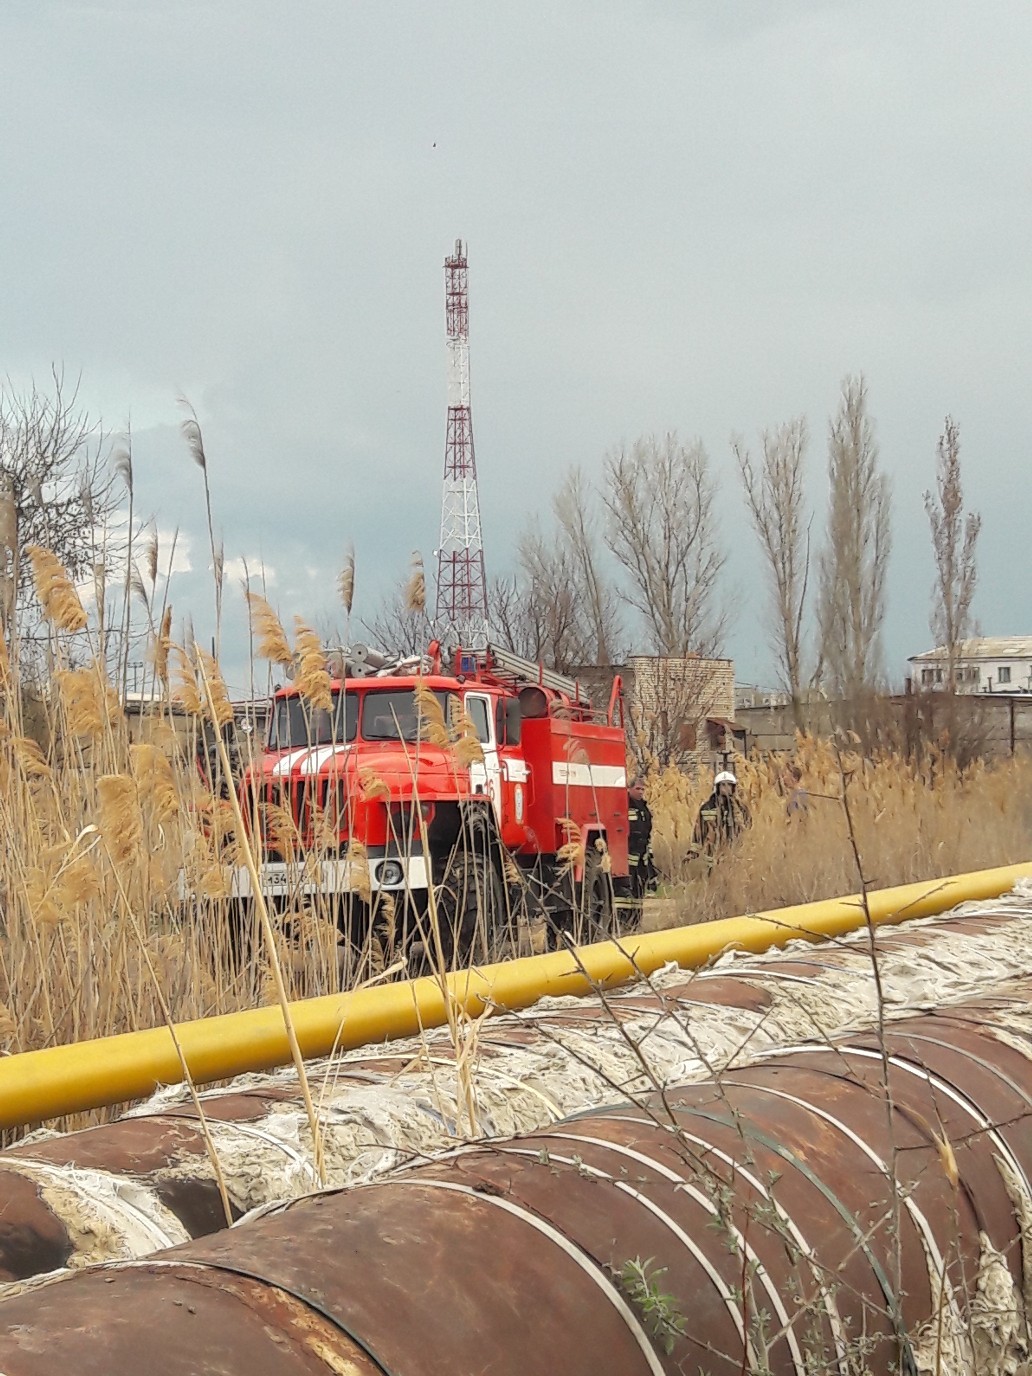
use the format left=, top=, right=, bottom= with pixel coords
left=505, top=698, right=522, bottom=746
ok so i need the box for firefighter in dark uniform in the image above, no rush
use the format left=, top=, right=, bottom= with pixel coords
left=692, top=770, right=751, bottom=859
left=627, top=776, right=656, bottom=903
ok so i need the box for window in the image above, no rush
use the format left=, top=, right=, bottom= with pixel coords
left=921, top=669, right=933, bottom=686
left=998, top=666, right=1012, bottom=685
left=935, top=668, right=944, bottom=683
left=361, top=689, right=456, bottom=741
left=268, top=690, right=357, bottom=749
left=465, top=695, right=492, bottom=743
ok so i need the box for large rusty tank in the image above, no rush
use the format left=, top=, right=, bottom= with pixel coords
left=3, top=976, right=1032, bottom=1370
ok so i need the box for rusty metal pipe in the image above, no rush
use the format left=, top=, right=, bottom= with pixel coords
left=4, top=892, right=1032, bottom=1294
left=1, top=861, right=1029, bottom=1133
left=5, top=984, right=1032, bottom=1373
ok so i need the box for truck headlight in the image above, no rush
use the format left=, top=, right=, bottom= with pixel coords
left=377, top=860, right=405, bottom=887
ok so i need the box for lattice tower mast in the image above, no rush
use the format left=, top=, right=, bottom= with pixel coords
left=434, top=239, right=489, bottom=648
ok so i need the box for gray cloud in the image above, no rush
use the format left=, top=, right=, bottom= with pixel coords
left=3, top=1, right=1030, bottom=692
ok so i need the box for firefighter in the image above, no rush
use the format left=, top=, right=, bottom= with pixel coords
left=692, top=770, right=751, bottom=859
left=782, top=762, right=810, bottom=818
left=627, top=776, right=656, bottom=902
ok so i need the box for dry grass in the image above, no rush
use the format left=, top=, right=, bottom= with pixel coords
left=644, top=735, right=1032, bottom=928
left=0, top=559, right=354, bottom=1104
left=4, top=548, right=1032, bottom=1134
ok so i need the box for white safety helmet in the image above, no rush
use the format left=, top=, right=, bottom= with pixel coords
left=714, top=770, right=737, bottom=788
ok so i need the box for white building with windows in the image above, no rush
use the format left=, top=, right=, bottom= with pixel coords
left=907, top=638, right=1032, bottom=694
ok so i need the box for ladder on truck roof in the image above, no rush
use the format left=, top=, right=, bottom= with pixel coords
left=484, top=644, right=588, bottom=704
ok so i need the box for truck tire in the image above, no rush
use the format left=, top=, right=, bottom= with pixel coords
left=432, top=813, right=506, bottom=966
left=579, top=848, right=613, bottom=941
left=223, top=897, right=255, bottom=969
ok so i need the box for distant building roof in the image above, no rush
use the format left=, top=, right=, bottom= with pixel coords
left=908, top=637, right=1032, bottom=663
left=624, top=653, right=733, bottom=667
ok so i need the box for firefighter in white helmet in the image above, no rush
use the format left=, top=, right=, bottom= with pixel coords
left=692, top=769, right=751, bottom=858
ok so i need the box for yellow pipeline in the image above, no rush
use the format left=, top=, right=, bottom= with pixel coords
left=1, top=861, right=1030, bottom=1130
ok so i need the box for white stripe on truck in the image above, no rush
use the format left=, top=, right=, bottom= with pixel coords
left=552, top=763, right=626, bottom=789
left=271, top=748, right=311, bottom=778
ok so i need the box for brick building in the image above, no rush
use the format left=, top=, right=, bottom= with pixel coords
left=577, top=654, right=739, bottom=769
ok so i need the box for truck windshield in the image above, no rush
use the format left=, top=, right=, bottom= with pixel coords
left=267, top=689, right=357, bottom=750
left=361, top=689, right=454, bottom=742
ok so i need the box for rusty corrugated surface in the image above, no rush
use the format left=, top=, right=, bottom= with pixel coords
left=5, top=900, right=1032, bottom=1288
left=0, top=1264, right=379, bottom=1375
left=5, top=985, right=1032, bottom=1372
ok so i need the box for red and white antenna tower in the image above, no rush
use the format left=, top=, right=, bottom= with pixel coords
left=435, top=239, right=489, bottom=648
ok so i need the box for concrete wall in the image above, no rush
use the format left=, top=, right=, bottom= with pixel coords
left=738, top=693, right=1032, bottom=759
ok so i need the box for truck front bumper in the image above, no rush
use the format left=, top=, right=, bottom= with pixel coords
left=228, top=853, right=430, bottom=901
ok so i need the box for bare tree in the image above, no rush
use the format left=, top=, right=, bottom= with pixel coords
left=924, top=416, right=981, bottom=686
left=361, top=575, right=434, bottom=657
left=489, top=573, right=537, bottom=659
left=815, top=376, right=892, bottom=701
left=510, top=523, right=606, bottom=667
left=0, top=372, right=114, bottom=670
left=553, top=467, right=622, bottom=665
left=734, top=417, right=811, bottom=729
left=602, top=433, right=727, bottom=657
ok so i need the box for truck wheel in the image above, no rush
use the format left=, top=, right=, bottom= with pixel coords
left=579, top=849, right=613, bottom=942
left=433, top=821, right=506, bottom=966
left=224, top=897, right=255, bottom=969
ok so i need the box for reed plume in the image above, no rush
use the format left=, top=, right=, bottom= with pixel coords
left=11, top=735, right=51, bottom=780
left=293, top=619, right=332, bottom=711
left=113, top=441, right=133, bottom=495
left=247, top=592, right=292, bottom=667
left=97, top=774, right=144, bottom=867
left=27, top=841, right=103, bottom=927
left=197, top=649, right=233, bottom=728
left=556, top=817, right=584, bottom=871
left=339, top=546, right=355, bottom=617
left=144, top=529, right=159, bottom=587
left=406, top=552, right=426, bottom=612
left=25, top=860, right=62, bottom=927
left=450, top=706, right=485, bottom=767
left=359, top=767, right=390, bottom=801
left=56, top=662, right=120, bottom=739
left=26, top=545, right=87, bottom=633
left=170, top=646, right=203, bottom=716
left=129, top=743, right=180, bottom=823
left=264, top=800, right=300, bottom=857
left=344, top=839, right=372, bottom=903
left=152, top=605, right=173, bottom=687
left=415, top=680, right=449, bottom=747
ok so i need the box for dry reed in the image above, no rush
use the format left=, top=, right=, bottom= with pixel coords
left=643, top=736, right=1032, bottom=929
left=4, top=550, right=1032, bottom=1142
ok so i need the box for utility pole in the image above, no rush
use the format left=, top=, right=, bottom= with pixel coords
left=434, top=240, right=489, bottom=647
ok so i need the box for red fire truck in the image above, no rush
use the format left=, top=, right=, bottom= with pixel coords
left=231, top=643, right=630, bottom=956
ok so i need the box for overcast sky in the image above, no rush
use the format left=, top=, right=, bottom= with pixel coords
left=3, top=1, right=1029, bottom=695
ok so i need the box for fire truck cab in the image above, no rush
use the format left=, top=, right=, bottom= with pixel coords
left=233, top=643, right=629, bottom=955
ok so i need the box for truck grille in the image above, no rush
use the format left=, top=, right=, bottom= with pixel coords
left=240, top=777, right=348, bottom=858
